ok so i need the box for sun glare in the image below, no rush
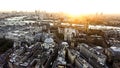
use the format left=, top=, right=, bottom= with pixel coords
left=0, top=0, right=120, bottom=15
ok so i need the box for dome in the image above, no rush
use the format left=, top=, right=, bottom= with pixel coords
left=44, top=37, right=54, bottom=44
left=61, top=42, right=68, bottom=45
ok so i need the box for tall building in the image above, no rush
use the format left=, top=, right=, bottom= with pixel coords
left=84, top=20, right=89, bottom=33
left=64, top=27, right=76, bottom=41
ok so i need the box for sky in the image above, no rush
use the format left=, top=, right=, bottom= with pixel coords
left=0, top=0, right=120, bottom=15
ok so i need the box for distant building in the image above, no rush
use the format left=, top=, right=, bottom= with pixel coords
left=64, top=27, right=76, bottom=41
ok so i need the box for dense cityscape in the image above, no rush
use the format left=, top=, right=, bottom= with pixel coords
left=0, top=11, right=119, bottom=68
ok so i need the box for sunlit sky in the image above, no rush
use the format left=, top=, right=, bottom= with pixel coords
left=0, top=0, right=120, bottom=15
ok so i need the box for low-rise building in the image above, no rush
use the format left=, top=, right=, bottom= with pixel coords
left=105, top=46, right=120, bottom=62
left=78, top=43, right=107, bottom=68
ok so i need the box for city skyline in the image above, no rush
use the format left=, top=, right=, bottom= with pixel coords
left=0, top=0, right=120, bottom=15
left=0, top=1, right=120, bottom=67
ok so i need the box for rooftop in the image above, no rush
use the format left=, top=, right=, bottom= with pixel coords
left=110, top=46, right=120, bottom=52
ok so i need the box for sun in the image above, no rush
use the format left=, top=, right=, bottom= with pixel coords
left=64, top=10, right=86, bottom=18
left=67, top=11, right=82, bottom=17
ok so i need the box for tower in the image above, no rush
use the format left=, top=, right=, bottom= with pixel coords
left=84, top=19, right=89, bottom=33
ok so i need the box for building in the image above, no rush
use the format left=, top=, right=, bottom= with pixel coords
left=105, top=46, right=120, bottom=62
left=75, top=56, right=93, bottom=68
left=64, top=27, right=76, bottom=41
left=8, top=42, right=51, bottom=68
left=78, top=43, right=107, bottom=68
left=52, top=44, right=67, bottom=68
left=67, top=49, right=93, bottom=68
left=42, top=37, right=55, bottom=49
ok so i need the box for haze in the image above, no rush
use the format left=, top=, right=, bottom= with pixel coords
left=0, top=0, right=120, bottom=15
